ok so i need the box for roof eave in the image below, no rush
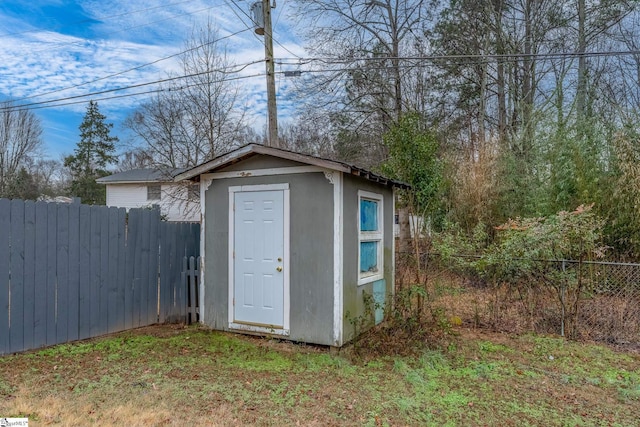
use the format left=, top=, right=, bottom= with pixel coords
left=173, top=144, right=411, bottom=190
left=174, top=144, right=352, bottom=181
left=96, top=180, right=175, bottom=185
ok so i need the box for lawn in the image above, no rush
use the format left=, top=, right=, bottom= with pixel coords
left=1, top=325, right=639, bottom=426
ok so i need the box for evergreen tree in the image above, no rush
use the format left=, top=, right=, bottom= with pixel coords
left=64, top=101, right=118, bottom=204
left=381, top=112, right=445, bottom=227
left=4, top=167, right=39, bottom=200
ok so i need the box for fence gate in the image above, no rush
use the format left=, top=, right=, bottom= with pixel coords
left=184, top=256, right=200, bottom=325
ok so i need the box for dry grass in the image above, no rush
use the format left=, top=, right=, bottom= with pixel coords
left=398, top=257, right=640, bottom=352
left=1, top=259, right=639, bottom=425
left=1, top=324, right=639, bottom=426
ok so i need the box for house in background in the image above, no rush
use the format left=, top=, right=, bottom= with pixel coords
left=97, top=169, right=200, bottom=222
left=175, top=144, right=409, bottom=347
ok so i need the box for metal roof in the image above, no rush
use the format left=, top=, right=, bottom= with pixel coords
left=173, top=144, right=410, bottom=189
left=96, top=168, right=186, bottom=184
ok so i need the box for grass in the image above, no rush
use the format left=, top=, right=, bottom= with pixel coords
left=1, top=325, right=639, bottom=426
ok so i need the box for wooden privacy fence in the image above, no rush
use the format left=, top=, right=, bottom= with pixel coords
left=175, top=256, right=200, bottom=325
left=0, top=199, right=200, bottom=355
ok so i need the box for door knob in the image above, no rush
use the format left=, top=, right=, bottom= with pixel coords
left=276, top=266, right=283, bottom=272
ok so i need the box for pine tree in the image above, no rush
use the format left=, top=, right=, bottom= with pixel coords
left=64, top=100, right=118, bottom=204
left=5, top=167, right=39, bottom=200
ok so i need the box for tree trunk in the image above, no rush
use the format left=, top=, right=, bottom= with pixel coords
left=492, top=0, right=508, bottom=145
left=576, top=0, right=587, bottom=123
left=398, top=206, right=412, bottom=254
left=522, top=0, right=535, bottom=162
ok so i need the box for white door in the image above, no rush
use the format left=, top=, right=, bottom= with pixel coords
left=232, top=189, right=286, bottom=327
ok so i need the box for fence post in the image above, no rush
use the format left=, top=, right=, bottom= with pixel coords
left=0, top=199, right=11, bottom=355
left=189, top=256, right=197, bottom=324
left=179, top=256, right=187, bottom=323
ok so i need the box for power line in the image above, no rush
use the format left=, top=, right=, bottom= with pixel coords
left=4, top=1, right=298, bottom=110
left=270, top=0, right=303, bottom=60
left=275, top=50, right=640, bottom=66
left=225, top=0, right=280, bottom=146
left=226, top=0, right=302, bottom=59
left=0, top=60, right=265, bottom=112
left=12, top=27, right=253, bottom=103
left=274, top=0, right=288, bottom=27
left=8, top=47, right=639, bottom=113
left=10, top=73, right=266, bottom=112
left=225, top=0, right=263, bottom=43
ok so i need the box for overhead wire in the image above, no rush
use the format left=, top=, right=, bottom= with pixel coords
left=14, top=73, right=266, bottom=112
left=0, top=60, right=265, bottom=112
left=226, top=0, right=302, bottom=59
left=13, top=27, right=254, bottom=103
left=274, top=0, right=287, bottom=27
left=4, top=1, right=300, bottom=113
left=274, top=49, right=640, bottom=66
left=225, top=0, right=264, bottom=44
left=10, top=3, right=636, bottom=115
left=6, top=48, right=640, bottom=112
left=224, top=0, right=302, bottom=97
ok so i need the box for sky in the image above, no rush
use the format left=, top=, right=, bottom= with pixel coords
left=0, top=0, right=306, bottom=160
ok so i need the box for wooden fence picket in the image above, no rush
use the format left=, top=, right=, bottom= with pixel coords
left=0, top=199, right=10, bottom=353
left=10, top=200, right=25, bottom=353
left=0, top=199, right=199, bottom=355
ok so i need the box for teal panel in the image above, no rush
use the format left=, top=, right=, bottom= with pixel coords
left=360, top=241, right=378, bottom=273
left=360, top=199, right=378, bottom=231
left=372, top=280, right=385, bottom=325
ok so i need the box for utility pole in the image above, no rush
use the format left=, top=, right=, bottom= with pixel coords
left=262, top=0, right=279, bottom=148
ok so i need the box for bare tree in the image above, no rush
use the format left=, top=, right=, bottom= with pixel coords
left=125, top=18, right=246, bottom=170
left=124, top=91, right=197, bottom=169
left=117, top=148, right=154, bottom=172
left=291, top=0, right=433, bottom=165
left=0, top=101, right=43, bottom=198
left=278, top=114, right=335, bottom=158
left=30, top=158, right=67, bottom=197
left=298, top=0, right=430, bottom=120
left=179, top=19, right=245, bottom=158
left=609, top=12, right=640, bottom=121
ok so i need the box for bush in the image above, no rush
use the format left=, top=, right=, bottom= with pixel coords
left=433, top=205, right=606, bottom=338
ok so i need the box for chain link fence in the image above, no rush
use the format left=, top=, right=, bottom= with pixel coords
left=569, top=260, right=640, bottom=345
left=397, top=253, right=640, bottom=350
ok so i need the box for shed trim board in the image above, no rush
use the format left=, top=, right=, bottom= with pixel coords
left=174, top=144, right=410, bottom=190
left=391, top=187, right=396, bottom=299
left=328, top=171, right=344, bottom=346
left=199, top=178, right=214, bottom=323
left=357, top=190, right=385, bottom=286
left=201, top=165, right=325, bottom=180
left=175, top=145, right=350, bottom=181
left=227, top=322, right=290, bottom=336
left=228, top=183, right=290, bottom=334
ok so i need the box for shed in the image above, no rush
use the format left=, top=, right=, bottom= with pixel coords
left=175, top=144, right=409, bottom=347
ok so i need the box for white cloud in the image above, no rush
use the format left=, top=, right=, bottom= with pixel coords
left=0, top=0, right=307, bottom=157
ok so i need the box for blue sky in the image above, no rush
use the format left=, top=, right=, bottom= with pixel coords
left=0, top=0, right=305, bottom=160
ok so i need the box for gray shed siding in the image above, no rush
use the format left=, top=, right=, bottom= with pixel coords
left=203, top=167, right=336, bottom=345
left=216, top=154, right=307, bottom=171
left=341, top=174, right=394, bottom=343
